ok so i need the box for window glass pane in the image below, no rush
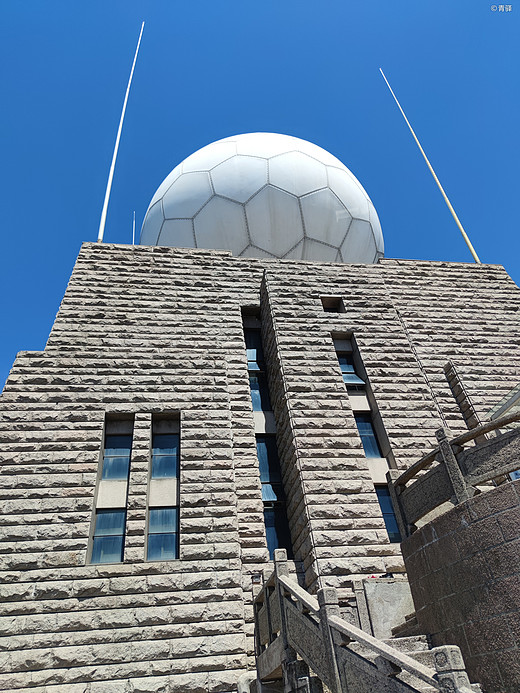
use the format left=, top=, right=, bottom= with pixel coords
left=261, top=483, right=278, bottom=502
left=104, top=435, right=132, bottom=456
left=338, top=354, right=355, bottom=373
left=152, top=455, right=179, bottom=479
left=245, top=330, right=264, bottom=364
left=102, top=456, right=130, bottom=480
left=263, top=505, right=293, bottom=559
left=383, top=515, right=402, bottom=543
left=256, top=436, right=281, bottom=484
left=94, top=509, right=126, bottom=536
left=147, top=533, right=178, bottom=560
left=375, top=486, right=393, bottom=513
left=375, top=486, right=401, bottom=543
left=354, top=414, right=383, bottom=458
left=152, top=434, right=179, bottom=455
left=250, top=374, right=271, bottom=411
left=91, top=535, right=124, bottom=564
left=149, top=507, right=178, bottom=533
left=360, top=434, right=382, bottom=458
left=343, top=373, right=365, bottom=385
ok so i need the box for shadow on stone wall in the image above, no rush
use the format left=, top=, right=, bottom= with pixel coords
left=402, top=480, right=520, bottom=693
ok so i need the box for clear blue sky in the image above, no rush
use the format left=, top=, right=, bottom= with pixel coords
left=1, top=1, right=518, bottom=389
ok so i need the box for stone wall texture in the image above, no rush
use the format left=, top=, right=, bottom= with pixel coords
left=402, top=480, right=520, bottom=693
left=0, top=243, right=519, bottom=691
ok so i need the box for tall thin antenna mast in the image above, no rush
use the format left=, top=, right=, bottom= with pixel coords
left=132, top=210, right=136, bottom=246
left=97, top=21, right=145, bottom=243
left=379, top=68, right=481, bottom=264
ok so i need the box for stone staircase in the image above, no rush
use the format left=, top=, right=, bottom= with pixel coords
left=249, top=550, right=481, bottom=693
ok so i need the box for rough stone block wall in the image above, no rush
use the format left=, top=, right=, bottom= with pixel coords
left=0, top=243, right=518, bottom=690
left=402, top=480, right=520, bottom=693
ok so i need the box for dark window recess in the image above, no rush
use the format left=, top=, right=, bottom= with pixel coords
left=151, top=433, right=179, bottom=479
left=249, top=373, right=272, bottom=411
left=264, top=504, right=293, bottom=559
left=91, top=509, right=126, bottom=564
left=147, top=507, right=179, bottom=560
left=321, top=296, right=344, bottom=313
left=375, top=486, right=402, bottom=543
left=337, top=353, right=365, bottom=388
left=245, top=329, right=272, bottom=412
left=255, top=434, right=293, bottom=559
left=354, top=413, right=383, bottom=458
left=256, top=435, right=282, bottom=501
left=102, top=434, right=132, bottom=480
left=245, top=329, right=264, bottom=370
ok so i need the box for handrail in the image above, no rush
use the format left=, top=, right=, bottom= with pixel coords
left=328, top=614, right=443, bottom=690
left=278, top=574, right=319, bottom=613
left=451, top=410, right=520, bottom=446
left=255, top=552, right=479, bottom=693
left=274, top=571, right=476, bottom=693
left=395, top=411, right=520, bottom=487
left=277, top=574, right=442, bottom=689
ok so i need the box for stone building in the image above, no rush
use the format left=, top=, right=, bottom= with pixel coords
left=1, top=134, right=519, bottom=692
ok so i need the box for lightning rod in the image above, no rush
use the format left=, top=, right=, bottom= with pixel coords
left=97, top=22, right=145, bottom=243
left=379, top=68, right=481, bottom=264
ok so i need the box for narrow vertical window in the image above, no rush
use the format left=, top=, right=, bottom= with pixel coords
left=245, top=329, right=272, bottom=412
left=256, top=435, right=293, bottom=559
left=147, top=417, right=180, bottom=561
left=90, top=417, right=134, bottom=565
left=147, top=507, right=178, bottom=560
left=337, top=353, right=365, bottom=390
left=334, top=337, right=398, bottom=545
left=354, top=413, right=383, bottom=458
left=102, top=433, right=132, bottom=480
left=375, top=486, right=402, bottom=543
left=151, top=432, right=179, bottom=478
left=91, top=509, right=126, bottom=564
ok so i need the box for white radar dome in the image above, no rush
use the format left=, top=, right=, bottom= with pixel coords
left=140, top=133, right=383, bottom=263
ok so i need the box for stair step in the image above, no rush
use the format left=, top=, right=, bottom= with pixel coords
left=382, top=636, right=430, bottom=653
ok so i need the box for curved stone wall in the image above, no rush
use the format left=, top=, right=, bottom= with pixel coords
left=402, top=480, right=520, bottom=693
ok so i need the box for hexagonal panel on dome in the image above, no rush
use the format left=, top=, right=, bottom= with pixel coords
left=302, top=238, right=341, bottom=263
left=162, top=172, right=212, bottom=219
left=211, top=156, right=268, bottom=203
left=158, top=220, right=195, bottom=247
left=300, top=189, right=352, bottom=247
left=149, top=163, right=183, bottom=205
left=246, top=186, right=304, bottom=257
left=141, top=132, right=384, bottom=264
left=234, top=133, right=294, bottom=159
left=181, top=140, right=237, bottom=173
left=140, top=201, right=164, bottom=245
left=327, top=167, right=370, bottom=220
left=341, top=219, right=377, bottom=263
left=368, top=200, right=384, bottom=252
left=194, top=197, right=249, bottom=254
left=239, top=245, right=277, bottom=259
left=282, top=239, right=304, bottom=260
left=269, top=151, right=327, bottom=196
left=295, top=139, right=347, bottom=169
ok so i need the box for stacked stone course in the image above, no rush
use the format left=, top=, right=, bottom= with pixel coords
left=0, top=243, right=519, bottom=691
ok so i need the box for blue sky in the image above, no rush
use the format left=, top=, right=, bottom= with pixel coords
left=1, top=1, right=518, bottom=389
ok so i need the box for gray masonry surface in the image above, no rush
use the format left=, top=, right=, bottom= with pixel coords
left=402, top=480, right=520, bottom=693
left=1, top=243, right=519, bottom=692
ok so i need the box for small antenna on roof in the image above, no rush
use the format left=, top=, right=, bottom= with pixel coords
left=132, top=210, right=136, bottom=246
left=97, top=21, right=145, bottom=244
left=379, top=68, right=481, bottom=264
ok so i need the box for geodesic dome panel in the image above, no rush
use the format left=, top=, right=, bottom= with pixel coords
left=140, top=133, right=384, bottom=264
